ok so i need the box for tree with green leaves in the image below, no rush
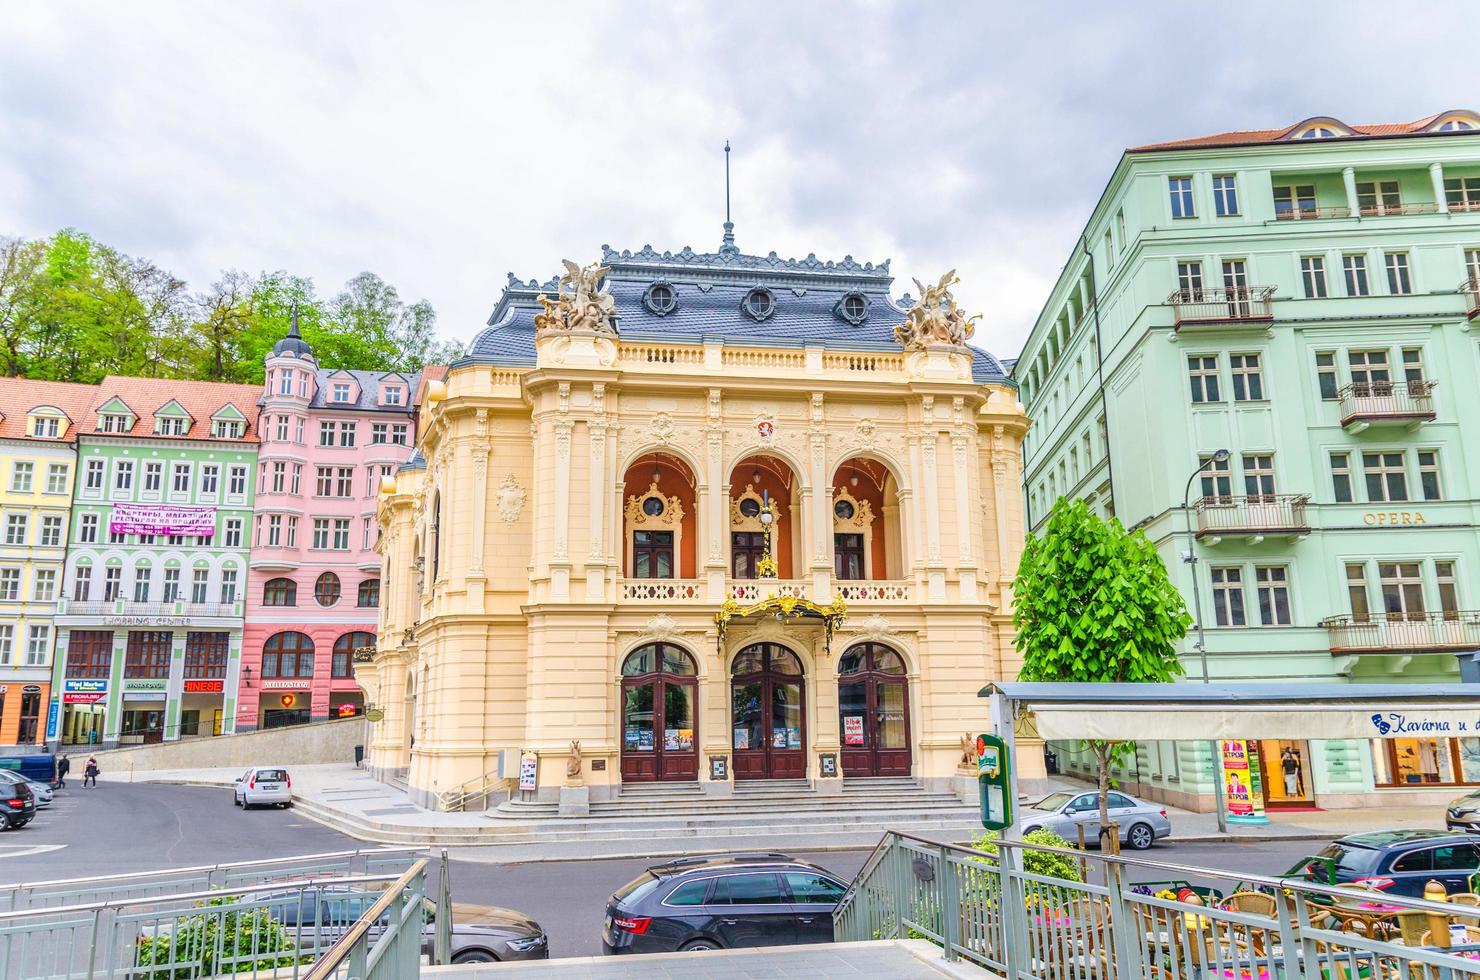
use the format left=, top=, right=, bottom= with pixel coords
left=1012, top=497, right=1191, bottom=844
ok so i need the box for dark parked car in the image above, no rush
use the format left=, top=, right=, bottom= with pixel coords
left=1298, top=831, right=1480, bottom=897
left=0, top=779, right=34, bottom=830
left=259, top=886, right=547, bottom=963
left=602, top=853, right=849, bottom=954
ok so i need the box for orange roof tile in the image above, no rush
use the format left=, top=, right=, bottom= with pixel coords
left=1129, top=112, right=1472, bottom=153
left=0, top=377, right=98, bottom=442
left=82, top=376, right=262, bottom=443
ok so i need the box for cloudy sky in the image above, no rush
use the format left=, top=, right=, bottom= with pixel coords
left=2, top=3, right=1473, bottom=359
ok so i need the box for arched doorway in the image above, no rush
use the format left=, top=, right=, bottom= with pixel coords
left=838, top=643, right=910, bottom=777
left=620, top=643, right=698, bottom=782
left=731, top=643, right=805, bottom=780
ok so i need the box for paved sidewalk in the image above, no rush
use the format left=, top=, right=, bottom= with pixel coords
left=424, top=940, right=989, bottom=978
left=105, top=764, right=1448, bottom=862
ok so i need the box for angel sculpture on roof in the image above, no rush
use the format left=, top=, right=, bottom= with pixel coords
left=894, top=269, right=979, bottom=351
left=534, top=259, right=618, bottom=335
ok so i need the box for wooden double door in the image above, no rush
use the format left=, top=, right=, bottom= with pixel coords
left=838, top=643, right=911, bottom=777
left=620, top=643, right=698, bottom=782
left=731, top=643, right=806, bottom=780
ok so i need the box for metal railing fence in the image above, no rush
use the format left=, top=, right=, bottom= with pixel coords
left=0, top=846, right=426, bottom=913
left=835, top=831, right=1480, bottom=979
left=0, top=865, right=425, bottom=980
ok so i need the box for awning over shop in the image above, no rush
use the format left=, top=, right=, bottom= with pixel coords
left=980, top=682, right=1480, bottom=742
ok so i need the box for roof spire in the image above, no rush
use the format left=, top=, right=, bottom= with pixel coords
left=288, top=302, right=302, bottom=339
left=720, top=140, right=738, bottom=254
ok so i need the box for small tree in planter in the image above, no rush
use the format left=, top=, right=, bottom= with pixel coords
left=1012, top=498, right=1190, bottom=846
left=134, top=896, right=299, bottom=978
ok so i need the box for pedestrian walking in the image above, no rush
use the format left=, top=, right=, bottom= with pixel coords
left=83, top=757, right=99, bottom=788
left=54, top=754, right=69, bottom=790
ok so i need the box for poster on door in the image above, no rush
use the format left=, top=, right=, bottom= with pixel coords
left=1221, top=739, right=1267, bottom=823
left=843, top=715, right=865, bottom=746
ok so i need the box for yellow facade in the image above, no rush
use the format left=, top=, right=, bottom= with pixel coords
left=360, top=250, right=1032, bottom=808
left=0, top=380, right=94, bottom=747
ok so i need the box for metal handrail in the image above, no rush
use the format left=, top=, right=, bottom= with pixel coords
left=0, top=846, right=423, bottom=898
left=303, top=861, right=427, bottom=980
left=1461, top=277, right=1480, bottom=316
left=0, top=872, right=407, bottom=923
left=1274, top=205, right=1352, bottom=221
left=837, top=830, right=1480, bottom=976
left=438, top=770, right=506, bottom=812
left=1166, top=286, right=1276, bottom=325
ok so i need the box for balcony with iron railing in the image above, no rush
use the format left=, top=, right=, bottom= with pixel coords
left=1167, top=286, right=1276, bottom=330
left=1194, top=493, right=1310, bottom=541
left=1359, top=201, right=1442, bottom=217
left=1273, top=205, right=1352, bottom=221
left=1324, top=610, right=1480, bottom=653
left=1338, top=380, right=1437, bottom=431
left=1463, top=278, right=1480, bottom=319
left=59, top=598, right=242, bottom=619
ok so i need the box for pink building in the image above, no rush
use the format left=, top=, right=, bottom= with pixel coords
left=238, top=319, right=433, bottom=730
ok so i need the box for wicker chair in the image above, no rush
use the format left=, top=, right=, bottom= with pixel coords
left=1449, top=893, right=1480, bottom=907
left=1224, top=891, right=1278, bottom=918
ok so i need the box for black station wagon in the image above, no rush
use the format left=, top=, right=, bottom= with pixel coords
left=602, top=853, right=849, bottom=954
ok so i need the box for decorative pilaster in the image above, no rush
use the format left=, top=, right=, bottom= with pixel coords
left=705, top=388, right=726, bottom=601
left=586, top=416, right=608, bottom=600
left=808, top=393, right=831, bottom=601
left=467, top=409, right=490, bottom=613
left=919, top=420, right=945, bottom=601
left=951, top=430, right=977, bottom=603
left=551, top=417, right=573, bottom=601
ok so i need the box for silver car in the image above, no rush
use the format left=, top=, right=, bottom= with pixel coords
left=1020, top=790, right=1171, bottom=850
left=1446, top=790, right=1480, bottom=831
left=0, top=771, right=51, bottom=809
left=233, top=767, right=293, bottom=809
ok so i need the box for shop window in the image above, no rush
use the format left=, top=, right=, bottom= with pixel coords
left=124, top=631, right=173, bottom=679
left=184, top=632, right=228, bottom=678
left=261, top=632, right=314, bottom=679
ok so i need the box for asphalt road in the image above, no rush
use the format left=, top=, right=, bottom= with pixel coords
left=0, top=781, right=1345, bottom=959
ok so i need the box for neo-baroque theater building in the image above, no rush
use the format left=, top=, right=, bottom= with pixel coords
left=360, top=236, right=1030, bottom=808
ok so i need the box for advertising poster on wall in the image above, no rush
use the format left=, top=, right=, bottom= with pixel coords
left=843, top=715, right=865, bottom=746
left=1221, top=739, right=1268, bottom=825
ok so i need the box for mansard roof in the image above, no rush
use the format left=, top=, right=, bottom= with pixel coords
left=464, top=242, right=1008, bottom=384
left=0, top=378, right=96, bottom=442
left=1130, top=109, right=1480, bottom=153
left=83, top=377, right=261, bottom=442
left=259, top=367, right=425, bottom=413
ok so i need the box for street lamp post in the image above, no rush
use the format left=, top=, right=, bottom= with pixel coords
left=1184, top=449, right=1231, bottom=834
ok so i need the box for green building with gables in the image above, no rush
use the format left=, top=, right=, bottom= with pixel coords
left=49, top=377, right=260, bottom=747
left=1015, top=110, right=1480, bottom=811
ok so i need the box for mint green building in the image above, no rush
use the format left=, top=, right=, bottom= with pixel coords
left=1014, top=111, right=1480, bottom=811
left=48, top=378, right=261, bottom=748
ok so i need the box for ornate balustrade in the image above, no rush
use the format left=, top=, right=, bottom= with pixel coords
left=618, top=579, right=704, bottom=601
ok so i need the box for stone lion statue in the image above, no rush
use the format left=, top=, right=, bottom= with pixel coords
left=566, top=739, right=582, bottom=778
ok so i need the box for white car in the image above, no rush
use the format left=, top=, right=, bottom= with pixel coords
left=233, top=767, right=293, bottom=809
left=0, top=771, right=50, bottom=809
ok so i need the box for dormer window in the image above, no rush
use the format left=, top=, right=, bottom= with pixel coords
left=279, top=369, right=294, bottom=396
left=332, top=383, right=352, bottom=403
left=1432, top=112, right=1480, bottom=133
left=98, top=414, right=131, bottom=434
left=213, top=420, right=244, bottom=439
left=1297, top=127, right=1339, bottom=139
left=29, top=415, right=60, bottom=439
left=156, top=417, right=188, bottom=436
left=742, top=286, right=776, bottom=322
left=384, top=386, right=403, bottom=406
left=836, top=291, right=869, bottom=325
left=643, top=281, right=678, bottom=316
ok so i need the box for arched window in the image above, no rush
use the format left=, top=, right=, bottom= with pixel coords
left=315, top=572, right=341, bottom=606
left=357, top=578, right=380, bottom=607
left=333, top=631, right=374, bottom=679
left=262, top=577, right=296, bottom=606
left=262, top=631, right=314, bottom=678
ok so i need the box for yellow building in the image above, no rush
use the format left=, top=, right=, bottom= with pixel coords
left=0, top=379, right=96, bottom=747
left=360, top=242, right=1031, bottom=809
